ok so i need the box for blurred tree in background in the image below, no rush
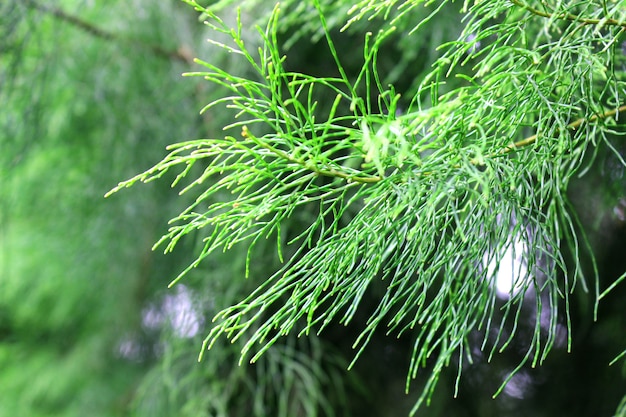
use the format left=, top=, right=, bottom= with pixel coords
left=2, top=1, right=626, bottom=417
left=1, top=1, right=207, bottom=415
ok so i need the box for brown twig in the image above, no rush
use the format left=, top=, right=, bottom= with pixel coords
left=24, top=0, right=193, bottom=64
left=502, top=104, right=626, bottom=155
left=510, top=0, right=626, bottom=28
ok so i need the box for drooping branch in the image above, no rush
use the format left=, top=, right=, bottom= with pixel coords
left=24, top=0, right=193, bottom=63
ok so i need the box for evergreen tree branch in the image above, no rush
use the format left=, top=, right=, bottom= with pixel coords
left=108, top=0, right=626, bottom=413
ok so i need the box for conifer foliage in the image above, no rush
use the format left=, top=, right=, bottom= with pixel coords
left=108, top=0, right=626, bottom=413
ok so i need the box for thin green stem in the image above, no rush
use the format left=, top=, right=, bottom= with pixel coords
left=241, top=125, right=382, bottom=184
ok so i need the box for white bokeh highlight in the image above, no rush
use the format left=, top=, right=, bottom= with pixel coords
left=484, top=233, right=530, bottom=298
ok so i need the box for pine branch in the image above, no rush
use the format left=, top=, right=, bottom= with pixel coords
left=108, top=0, right=626, bottom=413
